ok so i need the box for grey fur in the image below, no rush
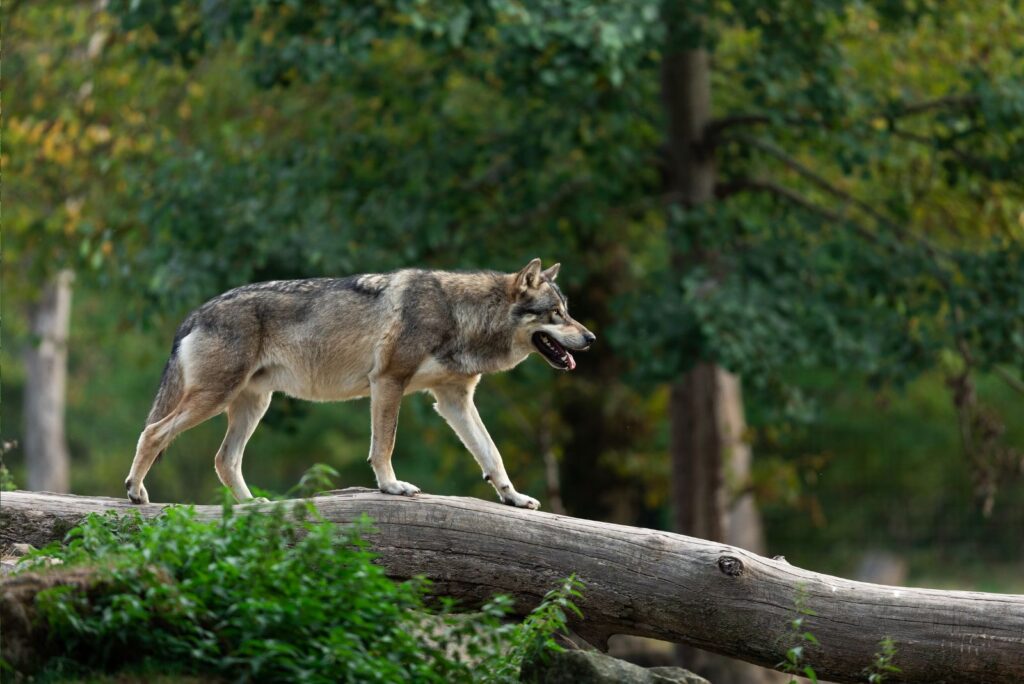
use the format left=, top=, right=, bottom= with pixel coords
left=124, top=259, right=595, bottom=509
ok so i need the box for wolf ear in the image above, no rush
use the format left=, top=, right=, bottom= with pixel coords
left=515, top=258, right=544, bottom=292
left=542, top=263, right=560, bottom=281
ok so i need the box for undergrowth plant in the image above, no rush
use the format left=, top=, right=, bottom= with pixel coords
left=19, top=501, right=582, bottom=683
left=0, top=439, right=18, bottom=491
left=778, top=587, right=820, bottom=684
left=776, top=587, right=901, bottom=684
left=864, top=636, right=901, bottom=683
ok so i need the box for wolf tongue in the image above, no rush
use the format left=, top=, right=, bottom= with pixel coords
left=566, top=352, right=576, bottom=370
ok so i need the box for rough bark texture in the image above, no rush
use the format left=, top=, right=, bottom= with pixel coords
left=23, top=269, right=75, bottom=494
left=3, top=489, right=1023, bottom=683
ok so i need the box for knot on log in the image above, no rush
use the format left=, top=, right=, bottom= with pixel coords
left=717, top=555, right=744, bottom=577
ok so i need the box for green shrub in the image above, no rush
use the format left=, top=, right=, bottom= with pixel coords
left=0, top=438, right=18, bottom=491
left=20, top=502, right=582, bottom=683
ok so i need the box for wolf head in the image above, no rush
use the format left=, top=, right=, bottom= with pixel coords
left=510, top=258, right=596, bottom=371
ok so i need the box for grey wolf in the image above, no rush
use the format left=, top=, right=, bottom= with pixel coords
left=124, top=259, right=595, bottom=509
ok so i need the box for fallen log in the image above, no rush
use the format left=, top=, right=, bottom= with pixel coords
left=2, top=488, right=1022, bottom=683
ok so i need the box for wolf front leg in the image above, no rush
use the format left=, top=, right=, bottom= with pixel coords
left=432, top=381, right=540, bottom=510
left=368, top=375, right=421, bottom=496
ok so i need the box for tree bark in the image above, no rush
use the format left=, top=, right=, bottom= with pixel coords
left=23, top=269, right=74, bottom=494
left=3, top=489, right=1023, bottom=683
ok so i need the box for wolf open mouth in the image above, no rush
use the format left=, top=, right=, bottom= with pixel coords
left=532, top=332, right=576, bottom=371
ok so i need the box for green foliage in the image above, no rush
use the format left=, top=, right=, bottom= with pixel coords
left=89, top=0, right=1024, bottom=403
left=776, top=589, right=902, bottom=684
left=21, top=504, right=582, bottom=683
left=109, top=0, right=663, bottom=94
left=0, top=440, right=18, bottom=491
left=864, top=637, right=901, bottom=683
left=777, top=588, right=820, bottom=684
left=285, top=463, right=342, bottom=499
left=757, top=369, right=1024, bottom=590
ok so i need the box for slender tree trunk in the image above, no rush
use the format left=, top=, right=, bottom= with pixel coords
left=23, top=270, right=74, bottom=494
left=539, top=418, right=566, bottom=516
left=671, top=366, right=763, bottom=550
left=670, top=364, right=725, bottom=542
left=662, top=37, right=779, bottom=684
left=720, top=371, right=766, bottom=555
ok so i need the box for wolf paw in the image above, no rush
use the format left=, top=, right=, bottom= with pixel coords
left=380, top=480, right=421, bottom=496
left=501, top=492, right=540, bottom=510
left=126, top=482, right=150, bottom=505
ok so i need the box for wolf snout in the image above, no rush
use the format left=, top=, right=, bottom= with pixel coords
left=574, top=331, right=597, bottom=351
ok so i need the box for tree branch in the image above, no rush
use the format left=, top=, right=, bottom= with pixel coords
left=994, top=365, right=1024, bottom=396
left=716, top=176, right=887, bottom=245
left=896, top=94, right=980, bottom=117
left=733, top=135, right=911, bottom=237
left=705, top=114, right=773, bottom=138
left=890, top=128, right=998, bottom=177
left=706, top=94, right=980, bottom=141
left=717, top=177, right=841, bottom=221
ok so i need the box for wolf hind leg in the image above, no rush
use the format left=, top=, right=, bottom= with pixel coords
left=432, top=381, right=539, bottom=510
left=215, top=390, right=272, bottom=502
left=368, top=376, right=420, bottom=496
left=125, top=388, right=232, bottom=504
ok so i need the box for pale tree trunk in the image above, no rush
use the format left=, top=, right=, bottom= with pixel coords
left=672, top=366, right=764, bottom=551
left=720, top=372, right=766, bottom=555
left=662, top=38, right=780, bottom=684
left=23, top=270, right=74, bottom=494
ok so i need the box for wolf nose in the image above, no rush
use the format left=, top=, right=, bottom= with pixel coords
left=583, top=331, right=597, bottom=346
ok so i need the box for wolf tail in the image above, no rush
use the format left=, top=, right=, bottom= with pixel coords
left=145, top=351, right=185, bottom=461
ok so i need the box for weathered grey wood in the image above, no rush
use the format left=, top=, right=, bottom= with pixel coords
left=2, top=488, right=1023, bottom=683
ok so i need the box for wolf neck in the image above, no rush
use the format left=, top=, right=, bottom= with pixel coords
left=439, top=272, right=521, bottom=375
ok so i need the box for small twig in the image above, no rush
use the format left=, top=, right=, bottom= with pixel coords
left=716, top=177, right=843, bottom=222
left=890, top=128, right=995, bottom=174
left=735, top=135, right=908, bottom=235
left=705, top=113, right=812, bottom=141
left=993, top=366, right=1024, bottom=396
left=897, top=94, right=980, bottom=117
left=716, top=176, right=889, bottom=246
left=706, top=94, right=980, bottom=141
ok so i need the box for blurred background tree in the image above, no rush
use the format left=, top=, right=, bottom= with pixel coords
left=4, top=1, right=1023, bottom=679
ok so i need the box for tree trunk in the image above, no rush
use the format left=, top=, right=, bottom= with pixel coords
left=670, top=366, right=778, bottom=682
left=23, top=270, right=74, bottom=494
left=670, top=363, right=727, bottom=543
left=3, top=489, right=1024, bottom=683
left=662, top=36, right=778, bottom=684
left=719, top=371, right=765, bottom=555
